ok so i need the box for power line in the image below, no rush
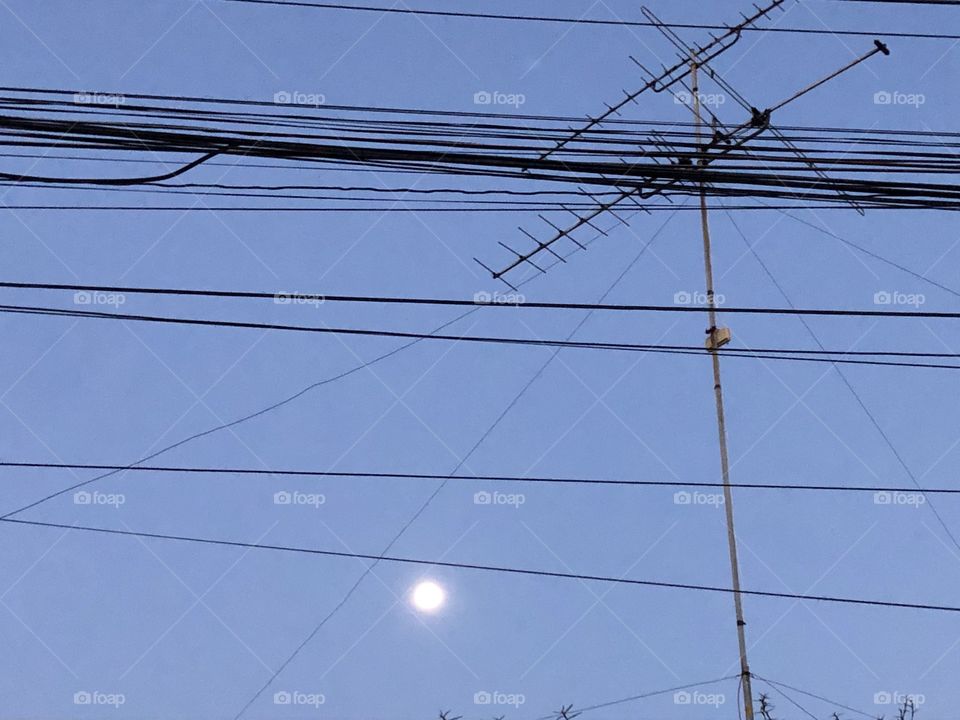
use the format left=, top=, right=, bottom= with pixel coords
left=3, top=459, right=957, bottom=494
left=6, top=516, right=960, bottom=614
left=7, top=91, right=960, bottom=144
left=0, top=150, right=219, bottom=185
left=5, top=302, right=960, bottom=370
left=221, top=0, right=960, bottom=41
left=0, top=191, right=614, bottom=522
left=4, top=113, right=960, bottom=210
left=2, top=281, right=958, bottom=319
left=0, top=203, right=955, bottom=212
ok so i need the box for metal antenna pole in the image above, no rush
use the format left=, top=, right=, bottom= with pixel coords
left=691, top=60, right=755, bottom=720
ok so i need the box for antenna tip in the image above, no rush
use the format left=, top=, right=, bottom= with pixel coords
left=874, top=39, right=891, bottom=56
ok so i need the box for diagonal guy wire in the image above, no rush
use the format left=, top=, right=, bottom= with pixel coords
left=230, top=202, right=686, bottom=718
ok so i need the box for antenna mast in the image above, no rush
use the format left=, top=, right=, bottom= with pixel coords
left=691, top=59, right=754, bottom=720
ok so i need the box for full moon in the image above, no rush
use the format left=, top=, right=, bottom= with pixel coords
left=411, top=580, right=446, bottom=612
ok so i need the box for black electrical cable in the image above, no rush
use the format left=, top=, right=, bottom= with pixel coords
left=1, top=460, right=956, bottom=495
left=3, top=114, right=959, bottom=209
left=221, top=0, right=960, bottom=41
left=0, top=210, right=617, bottom=525
left=4, top=302, right=960, bottom=369
left=5, top=302, right=960, bottom=373
left=0, top=150, right=219, bottom=185
left=1, top=281, right=956, bottom=319
left=7, top=95, right=960, bottom=150
left=7, top=113, right=958, bottom=176
left=10, top=85, right=960, bottom=141
left=5, top=516, right=960, bottom=615
left=0, top=204, right=954, bottom=212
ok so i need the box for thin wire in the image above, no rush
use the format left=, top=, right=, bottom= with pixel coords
left=6, top=517, right=960, bottom=614
left=221, top=0, right=960, bottom=41
left=768, top=203, right=960, bottom=300
left=759, top=680, right=821, bottom=720
left=6, top=303, right=960, bottom=365
left=725, top=203, right=960, bottom=559
left=10, top=85, right=960, bottom=133
left=3, top=281, right=960, bottom=319
left=0, top=308, right=480, bottom=520
left=753, top=676, right=876, bottom=719
left=6, top=115, right=960, bottom=208
left=0, top=204, right=955, bottom=212
left=4, top=460, right=960, bottom=495
left=231, top=205, right=679, bottom=718
left=532, top=675, right=738, bottom=719
left=0, top=184, right=616, bottom=521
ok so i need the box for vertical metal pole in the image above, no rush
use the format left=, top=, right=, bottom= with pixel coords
left=690, top=61, right=755, bottom=720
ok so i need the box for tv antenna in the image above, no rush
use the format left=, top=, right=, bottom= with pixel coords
left=473, top=0, right=792, bottom=288
left=475, top=4, right=891, bottom=719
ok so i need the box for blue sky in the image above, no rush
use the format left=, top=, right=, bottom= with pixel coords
left=0, top=0, right=959, bottom=718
